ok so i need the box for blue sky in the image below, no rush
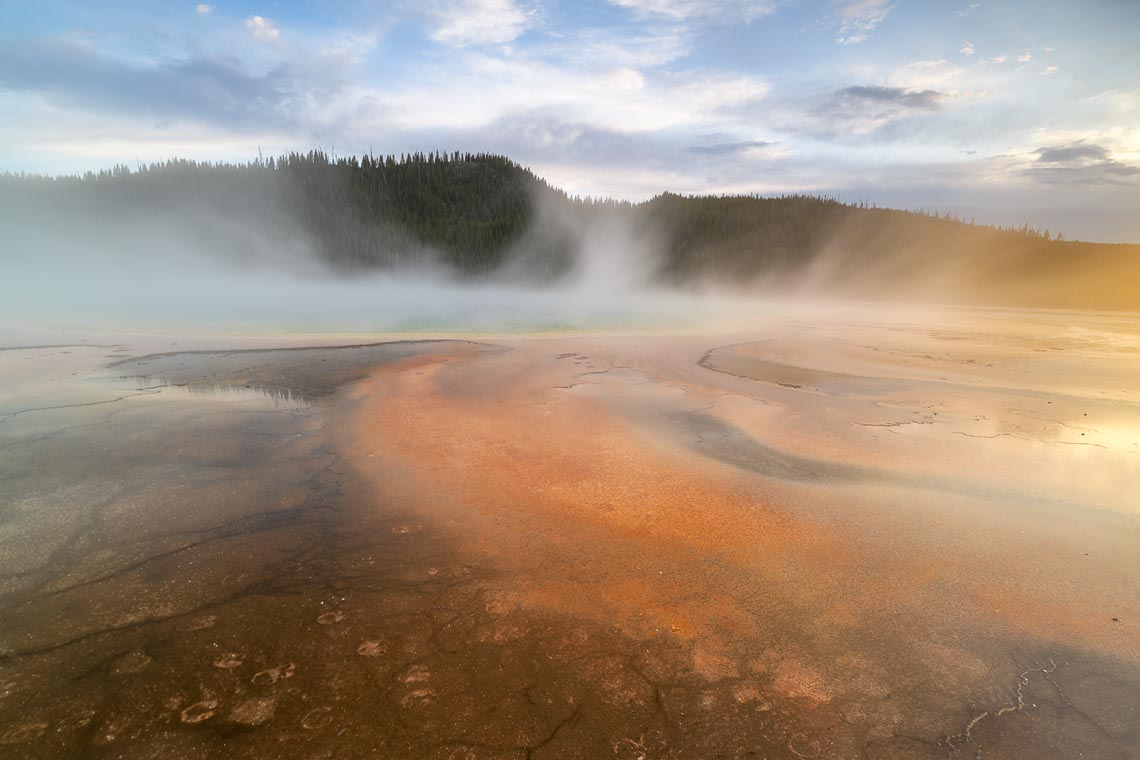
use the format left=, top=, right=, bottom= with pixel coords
left=2, top=0, right=1139, bottom=241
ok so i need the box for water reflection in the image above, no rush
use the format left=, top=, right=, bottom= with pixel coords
left=124, top=379, right=311, bottom=409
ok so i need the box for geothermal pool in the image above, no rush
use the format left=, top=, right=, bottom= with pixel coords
left=0, top=305, right=1137, bottom=758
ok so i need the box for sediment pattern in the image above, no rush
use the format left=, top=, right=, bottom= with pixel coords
left=0, top=312, right=1137, bottom=758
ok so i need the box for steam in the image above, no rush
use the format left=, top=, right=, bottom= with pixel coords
left=0, top=177, right=745, bottom=335
left=4, top=165, right=1135, bottom=337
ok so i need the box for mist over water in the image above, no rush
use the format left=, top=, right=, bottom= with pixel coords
left=0, top=184, right=750, bottom=336
left=6, top=160, right=1140, bottom=347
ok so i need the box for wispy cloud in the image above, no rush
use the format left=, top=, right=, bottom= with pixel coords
left=609, top=0, right=777, bottom=22
left=959, top=41, right=975, bottom=55
left=376, top=49, right=770, bottom=135
left=688, top=139, right=771, bottom=154
left=0, top=36, right=349, bottom=130
left=195, top=4, right=214, bottom=15
left=954, top=2, right=980, bottom=18
left=431, top=0, right=535, bottom=46
left=835, top=0, right=894, bottom=44
left=545, top=27, right=690, bottom=68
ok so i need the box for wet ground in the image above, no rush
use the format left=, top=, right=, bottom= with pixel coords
left=0, top=306, right=1137, bottom=758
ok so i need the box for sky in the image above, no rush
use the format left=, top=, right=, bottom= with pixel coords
left=2, top=0, right=1139, bottom=242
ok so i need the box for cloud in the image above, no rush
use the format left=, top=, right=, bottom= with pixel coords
left=959, top=41, right=975, bottom=55
left=1017, top=53, right=1032, bottom=63
left=990, top=53, right=1008, bottom=64
left=370, top=39, right=771, bottom=136
left=1038, top=143, right=1110, bottom=163
left=608, top=0, right=777, bottom=22
left=1041, top=65, right=1057, bottom=75
left=954, top=2, right=980, bottom=18
left=0, top=16, right=770, bottom=161
left=546, top=27, right=690, bottom=68
left=687, top=140, right=771, bottom=155
left=0, top=37, right=326, bottom=130
left=196, top=4, right=214, bottom=15
left=1028, top=141, right=1140, bottom=184
left=245, top=15, right=280, bottom=41
left=835, top=0, right=894, bottom=44
left=432, top=0, right=535, bottom=46
left=799, top=85, right=950, bottom=137
left=835, top=85, right=947, bottom=110
left=886, top=59, right=965, bottom=91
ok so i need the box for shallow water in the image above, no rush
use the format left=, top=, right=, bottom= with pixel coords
left=0, top=306, right=1137, bottom=758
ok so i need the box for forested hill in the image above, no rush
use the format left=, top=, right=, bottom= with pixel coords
left=3, top=152, right=562, bottom=275
left=4, top=151, right=1139, bottom=309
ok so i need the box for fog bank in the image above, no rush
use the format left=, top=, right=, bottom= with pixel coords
left=4, top=158, right=1139, bottom=335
